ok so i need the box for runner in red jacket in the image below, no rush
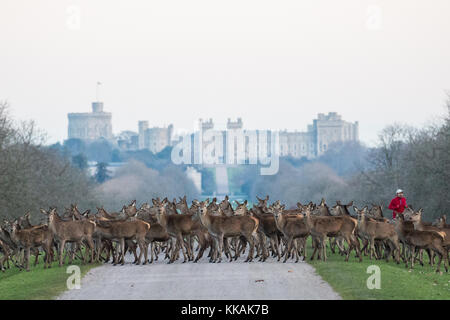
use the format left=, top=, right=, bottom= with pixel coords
left=388, top=189, right=407, bottom=219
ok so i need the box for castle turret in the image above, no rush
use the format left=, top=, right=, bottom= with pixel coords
left=92, top=102, right=104, bottom=113
left=67, top=101, right=112, bottom=141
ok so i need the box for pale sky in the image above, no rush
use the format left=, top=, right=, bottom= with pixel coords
left=1, top=0, right=450, bottom=146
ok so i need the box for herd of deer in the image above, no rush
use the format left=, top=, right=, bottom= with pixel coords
left=0, top=195, right=448, bottom=274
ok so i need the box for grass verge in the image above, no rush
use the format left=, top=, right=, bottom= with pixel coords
left=307, top=241, right=450, bottom=299
left=0, top=255, right=100, bottom=300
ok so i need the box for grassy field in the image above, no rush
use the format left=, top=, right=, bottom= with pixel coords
left=307, top=241, right=450, bottom=300
left=0, top=255, right=99, bottom=300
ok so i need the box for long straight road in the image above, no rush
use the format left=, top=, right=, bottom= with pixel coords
left=58, top=254, right=341, bottom=300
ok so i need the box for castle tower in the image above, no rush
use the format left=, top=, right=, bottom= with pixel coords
left=138, top=121, right=149, bottom=149
left=67, top=101, right=112, bottom=141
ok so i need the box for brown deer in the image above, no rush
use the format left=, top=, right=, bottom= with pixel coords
left=406, top=209, right=450, bottom=263
left=368, top=204, right=389, bottom=222
left=193, top=199, right=259, bottom=263
left=153, top=198, right=197, bottom=263
left=8, top=220, right=53, bottom=271
left=269, top=203, right=309, bottom=263
left=251, top=196, right=282, bottom=261
left=218, top=196, right=235, bottom=217
left=93, top=203, right=150, bottom=265
left=0, top=239, right=9, bottom=272
left=135, top=204, right=171, bottom=263
left=0, top=220, right=21, bottom=269
left=353, top=206, right=400, bottom=263
left=394, top=213, right=448, bottom=273
left=40, top=208, right=96, bottom=266
left=433, top=215, right=449, bottom=229
left=15, top=212, right=44, bottom=266
left=304, top=204, right=362, bottom=262
left=175, top=197, right=213, bottom=263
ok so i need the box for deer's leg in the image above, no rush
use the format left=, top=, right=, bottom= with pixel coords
left=433, top=248, right=443, bottom=273
left=24, top=247, right=30, bottom=272
left=217, top=234, right=226, bottom=263
left=58, top=240, right=66, bottom=267
left=178, top=235, right=188, bottom=263
left=369, top=237, right=375, bottom=260
left=244, top=235, right=254, bottom=263
left=274, top=235, right=282, bottom=261
left=310, top=236, right=319, bottom=261
left=194, top=234, right=205, bottom=263
left=149, top=241, right=154, bottom=263
left=33, top=248, right=39, bottom=266
left=283, top=237, right=293, bottom=263
left=119, top=239, right=126, bottom=265
left=443, top=247, right=449, bottom=273
left=86, top=238, right=94, bottom=264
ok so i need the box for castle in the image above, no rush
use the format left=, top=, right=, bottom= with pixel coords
left=280, top=112, right=359, bottom=158
left=195, top=113, right=358, bottom=160
left=67, top=102, right=113, bottom=141
left=67, top=102, right=358, bottom=159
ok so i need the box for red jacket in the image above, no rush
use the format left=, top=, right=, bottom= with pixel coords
left=388, top=197, right=407, bottom=219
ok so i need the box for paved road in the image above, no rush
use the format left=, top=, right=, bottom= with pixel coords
left=58, top=253, right=341, bottom=300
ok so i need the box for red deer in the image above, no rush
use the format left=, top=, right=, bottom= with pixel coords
left=40, top=208, right=96, bottom=266
left=304, top=204, right=362, bottom=262
left=269, top=203, right=309, bottom=263
left=394, top=213, right=448, bottom=273
left=353, top=206, right=400, bottom=263
left=93, top=203, right=150, bottom=265
left=8, top=220, right=53, bottom=271
left=193, top=199, right=259, bottom=263
left=251, top=196, right=283, bottom=261
left=153, top=198, right=197, bottom=263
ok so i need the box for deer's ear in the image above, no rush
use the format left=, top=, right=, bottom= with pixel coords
left=353, top=206, right=359, bottom=212
left=256, top=196, right=262, bottom=202
left=265, top=195, right=269, bottom=201
left=281, top=204, right=285, bottom=210
left=152, top=199, right=157, bottom=206
left=235, top=200, right=241, bottom=206
left=40, top=208, right=48, bottom=215
left=225, top=195, right=229, bottom=200
left=244, top=200, right=247, bottom=206
left=131, top=200, right=136, bottom=207
left=205, top=198, right=210, bottom=205
left=192, top=200, right=199, bottom=206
